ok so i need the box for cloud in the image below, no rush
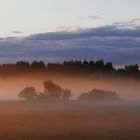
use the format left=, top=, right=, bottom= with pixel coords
left=77, top=15, right=102, bottom=21
left=88, top=15, right=102, bottom=20
left=128, top=18, right=140, bottom=24
left=12, top=31, right=22, bottom=34
left=0, top=24, right=140, bottom=66
left=114, top=18, right=140, bottom=29
left=27, top=25, right=140, bottom=41
left=57, top=26, right=81, bottom=32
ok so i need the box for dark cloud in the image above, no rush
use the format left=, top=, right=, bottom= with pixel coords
left=27, top=25, right=140, bottom=41
left=0, top=24, right=140, bottom=65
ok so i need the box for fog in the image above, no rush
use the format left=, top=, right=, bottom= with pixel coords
left=0, top=75, right=140, bottom=140
left=0, top=74, right=140, bottom=101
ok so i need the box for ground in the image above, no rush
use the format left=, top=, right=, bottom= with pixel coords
left=0, top=101, right=140, bottom=140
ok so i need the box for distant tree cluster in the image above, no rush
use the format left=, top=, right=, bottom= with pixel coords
left=18, top=81, right=72, bottom=101
left=47, top=60, right=114, bottom=74
left=117, top=64, right=140, bottom=76
left=0, top=61, right=46, bottom=76
left=78, top=89, right=122, bottom=102
left=18, top=81, right=122, bottom=102
left=0, top=60, right=139, bottom=77
left=19, top=87, right=37, bottom=101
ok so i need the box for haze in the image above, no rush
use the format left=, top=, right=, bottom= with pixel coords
left=0, top=75, right=140, bottom=101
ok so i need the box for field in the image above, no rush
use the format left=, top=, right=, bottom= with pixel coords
left=0, top=101, right=139, bottom=140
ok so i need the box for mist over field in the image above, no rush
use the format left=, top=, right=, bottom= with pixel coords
left=0, top=74, right=140, bottom=101
left=0, top=0, right=140, bottom=139
left=0, top=99, right=139, bottom=140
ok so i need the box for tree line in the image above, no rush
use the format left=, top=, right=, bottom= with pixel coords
left=18, top=81, right=122, bottom=102
left=0, top=60, right=139, bottom=77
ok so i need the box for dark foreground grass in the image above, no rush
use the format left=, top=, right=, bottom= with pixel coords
left=0, top=101, right=140, bottom=140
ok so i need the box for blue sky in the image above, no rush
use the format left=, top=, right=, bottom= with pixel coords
left=0, top=0, right=140, bottom=37
left=0, top=0, right=140, bottom=65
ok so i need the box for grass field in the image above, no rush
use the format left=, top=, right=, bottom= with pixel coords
left=0, top=101, right=140, bottom=140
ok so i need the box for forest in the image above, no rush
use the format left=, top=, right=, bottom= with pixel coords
left=0, top=60, right=139, bottom=78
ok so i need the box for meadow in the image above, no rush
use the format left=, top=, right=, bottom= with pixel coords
left=0, top=101, right=140, bottom=140
left=0, top=73, right=140, bottom=140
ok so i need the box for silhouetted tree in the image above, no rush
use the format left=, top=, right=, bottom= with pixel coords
left=89, top=60, right=95, bottom=67
left=43, top=81, right=63, bottom=100
left=15, top=61, right=30, bottom=73
left=47, top=63, right=61, bottom=73
left=0, top=60, right=139, bottom=78
left=31, top=61, right=46, bottom=72
left=105, top=62, right=113, bottom=71
left=95, top=60, right=105, bottom=72
left=62, top=89, right=72, bottom=100
left=125, top=64, right=139, bottom=74
left=83, top=61, right=89, bottom=68
left=78, top=89, right=121, bottom=102
left=18, top=87, right=37, bottom=100
left=38, top=81, right=73, bottom=101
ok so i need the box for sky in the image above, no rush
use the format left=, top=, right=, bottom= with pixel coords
left=0, top=0, right=140, bottom=65
left=0, top=0, right=140, bottom=37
